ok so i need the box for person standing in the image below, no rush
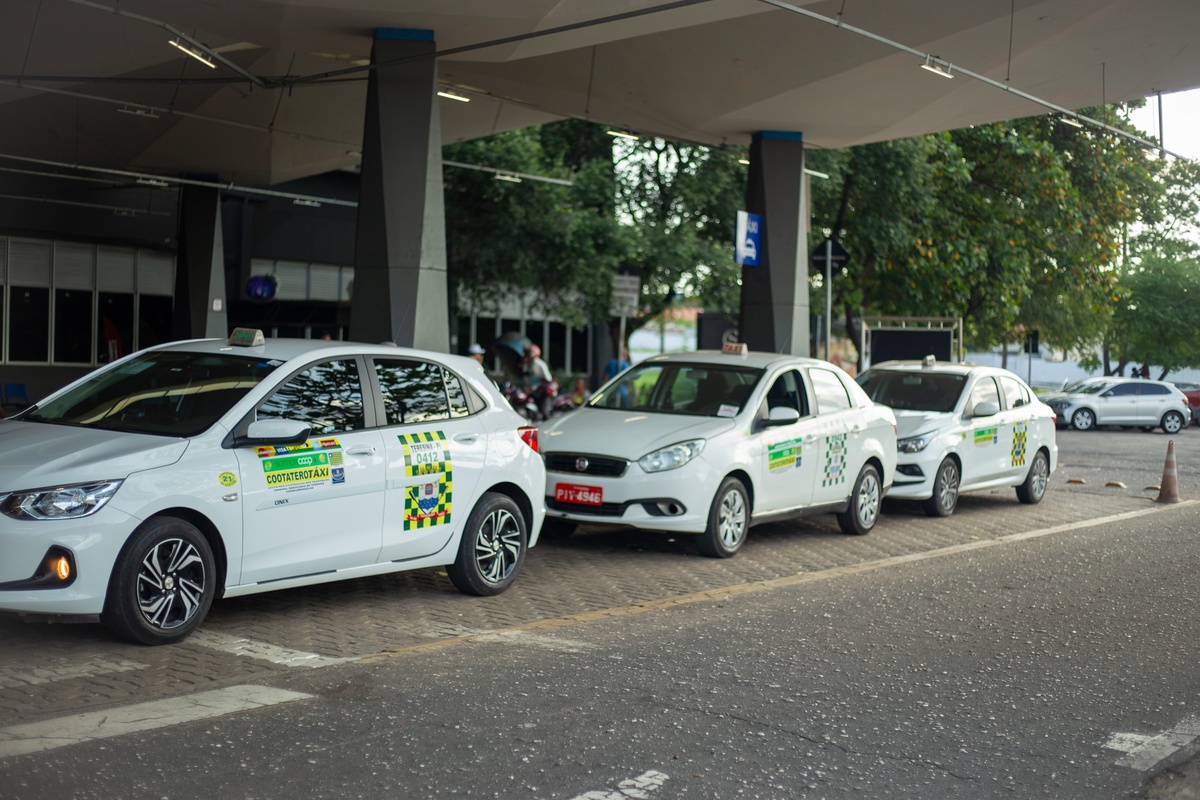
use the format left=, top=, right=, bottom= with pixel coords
left=522, top=343, right=555, bottom=419
left=604, top=347, right=631, bottom=407
left=468, top=343, right=486, bottom=364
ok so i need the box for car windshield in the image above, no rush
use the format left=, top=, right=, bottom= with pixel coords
left=24, top=351, right=280, bottom=437
left=1075, top=382, right=1112, bottom=395
left=857, top=370, right=967, bottom=413
left=588, top=362, right=764, bottom=416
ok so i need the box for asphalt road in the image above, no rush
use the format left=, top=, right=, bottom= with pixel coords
left=2, top=427, right=1199, bottom=799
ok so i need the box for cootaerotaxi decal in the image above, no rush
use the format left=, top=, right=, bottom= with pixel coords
left=767, top=437, right=803, bottom=472
left=259, top=438, right=344, bottom=492
left=398, top=431, right=453, bottom=529
left=822, top=433, right=848, bottom=487
left=974, top=427, right=999, bottom=446
left=1011, top=421, right=1027, bottom=467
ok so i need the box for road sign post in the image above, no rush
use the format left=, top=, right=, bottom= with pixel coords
left=810, top=238, right=849, bottom=361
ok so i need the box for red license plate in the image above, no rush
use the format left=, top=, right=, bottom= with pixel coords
left=555, top=483, right=603, bottom=506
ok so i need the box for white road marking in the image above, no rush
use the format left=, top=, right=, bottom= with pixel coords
left=0, top=657, right=147, bottom=689
left=189, top=630, right=352, bottom=668
left=570, top=770, right=669, bottom=799
left=0, top=685, right=311, bottom=759
left=1107, top=717, right=1200, bottom=770
left=471, top=629, right=599, bottom=653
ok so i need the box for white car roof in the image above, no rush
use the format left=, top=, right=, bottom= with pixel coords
left=637, top=349, right=840, bottom=371
left=144, top=335, right=479, bottom=371
left=867, top=360, right=1008, bottom=378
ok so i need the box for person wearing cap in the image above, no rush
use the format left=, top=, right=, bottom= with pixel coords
left=468, top=343, right=486, bottom=364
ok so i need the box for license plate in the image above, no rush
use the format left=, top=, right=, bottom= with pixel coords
left=555, top=483, right=603, bottom=506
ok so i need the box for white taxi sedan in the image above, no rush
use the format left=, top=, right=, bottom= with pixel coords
left=856, top=359, right=1057, bottom=516
left=0, top=330, right=544, bottom=644
left=538, top=347, right=897, bottom=557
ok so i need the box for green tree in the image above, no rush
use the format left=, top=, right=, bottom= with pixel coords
left=1115, top=254, right=1200, bottom=378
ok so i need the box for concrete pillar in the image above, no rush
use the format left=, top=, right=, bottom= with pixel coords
left=738, top=131, right=809, bottom=356
left=350, top=28, right=449, bottom=350
left=172, top=185, right=228, bottom=340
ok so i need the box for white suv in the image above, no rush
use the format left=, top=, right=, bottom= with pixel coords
left=1044, top=378, right=1191, bottom=432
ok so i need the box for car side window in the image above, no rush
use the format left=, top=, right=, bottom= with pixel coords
left=1140, top=383, right=1170, bottom=396
left=810, top=368, right=851, bottom=413
left=374, top=359, right=451, bottom=425
left=257, top=358, right=365, bottom=435
left=763, top=370, right=808, bottom=416
left=1108, top=384, right=1138, bottom=397
left=999, top=376, right=1030, bottom=409
left=443, top=368, right=471, bottom=417
left=965, top=376, right=1000, bottom=416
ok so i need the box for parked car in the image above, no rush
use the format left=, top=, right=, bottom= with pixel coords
left=1172, top=381, right=1200, bottom=424
left=1042, top=377, right=1190, bottom=432
left=537, top=346, right=897, bottom=558
left=0, top=330, right=545, bottom=644
left=856, top=359, right=1058, bottom=517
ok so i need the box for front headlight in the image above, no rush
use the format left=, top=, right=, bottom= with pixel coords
left=897, top=435, right=931, bottom=454
left=638, top=440, right=705, bottom=473
left=0, top=480, right=123, bottom=521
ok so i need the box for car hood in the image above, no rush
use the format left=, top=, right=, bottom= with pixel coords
left=0, top=420, right=189, bottom=490
left=892, top=409, right=957, bottom=440
left=540, top=408, right=737, bottom=460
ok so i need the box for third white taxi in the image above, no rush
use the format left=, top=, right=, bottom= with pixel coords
left=538, top=346, right=897, bottom=557
left=856, top=359, right=1057, bottom=516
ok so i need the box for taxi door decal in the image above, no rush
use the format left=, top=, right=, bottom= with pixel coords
left=822, top=433, right=848, bottom=487
left=398, top=431, right=453, bottom=530
left=767, top=437, right=803, bottom=473
left=1011, top=421, right=1028, bottom=467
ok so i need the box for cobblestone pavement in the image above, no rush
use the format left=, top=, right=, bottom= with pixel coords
left=0, top=483, right=1160, bottom=728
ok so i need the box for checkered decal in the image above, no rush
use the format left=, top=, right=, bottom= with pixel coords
left=398, top=431, right=452, bottom=530
left=822, top=433, right=848, bottom=487
left=1011, top=422, right=1028, bottom=467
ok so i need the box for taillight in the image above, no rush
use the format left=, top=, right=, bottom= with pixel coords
left=518, top=426, right=539, bottom=452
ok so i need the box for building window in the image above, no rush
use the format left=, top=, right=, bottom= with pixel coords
left=8, top=286, right=49, bottom=362
left=98, top=293, right=134, bottom=364
left=53, top=289, right=94, bottom=364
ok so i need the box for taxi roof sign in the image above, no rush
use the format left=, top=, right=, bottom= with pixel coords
left=228, top=327, right=266, bottom=347
left=721, top=342, right=748, bottom=356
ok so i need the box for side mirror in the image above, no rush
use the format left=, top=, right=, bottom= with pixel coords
left=764, top=406, right=801, bottom=427
left=972, top=402, right=999, bottom=418
left=231, top=419, right=312, bottom=448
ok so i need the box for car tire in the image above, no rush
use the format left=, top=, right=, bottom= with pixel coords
left=696, top=477, right=748, bottom=558
left=922, top=458, right=959, bottom=517
left=102, top=516, right=216, bottom=646
left=1071, top=408, right=1095, bottom=431
left=1161, top=411, right=1186, bottom=434
left=837, top=464, right=882, bottom=536
left=540, top=518, right=578, bottom=539
left=1016, top=450, right=1050, bottom=505
left=447, top=492, right=527, bottom=596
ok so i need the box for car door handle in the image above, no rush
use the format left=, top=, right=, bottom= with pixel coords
left=346, top=445, right=377, bottom=456
left=453, top=433, right=479, bottom=444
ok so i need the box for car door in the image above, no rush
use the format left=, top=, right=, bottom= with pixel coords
left=997, top=375, right=1035, bottom=481
left=752, top=369, right=820, bottom=513
left=234, top=357, right=387, bottom=585
left=1097, top=383, right=1138, bottom=425
left=1136, top=383, right=1172, bottom=426
left=808, top=366, right=867, bottom=506
left=372, top=357, right=489, bottom=563
left=960, top=375, right=1007, bottom=485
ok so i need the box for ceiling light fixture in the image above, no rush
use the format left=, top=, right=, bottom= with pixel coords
left=136, top=177, right=170, bottom=187
left=293, top=198, right=322, bottom=207
left=1060, top=115, right=1084, bottom=128
left=494, top=173, right=523, bottom=183
left=168, top=38, right=216, bottom=69
left=919, top=54, right=954, bottom=79
left=606, top=130, right=639, bottom=140
left=737, top=158, right=750, bottom=165
left=116, top=106, right=159, bottom=119
left=436, top=90, right=470, bottom=102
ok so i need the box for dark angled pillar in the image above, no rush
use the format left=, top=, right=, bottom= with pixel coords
left=350, top=28, right=449, bottom=350
left=172, top=184, right=229, bottom=340
left=738, top=131, right=809, bottom=356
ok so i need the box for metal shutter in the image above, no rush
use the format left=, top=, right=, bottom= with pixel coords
left=54, top=242, right=95, bottom=290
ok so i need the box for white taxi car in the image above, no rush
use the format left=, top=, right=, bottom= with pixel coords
left=856, top=359, right=1057, bottom=516
left=538, top=346, right=897, bottom=557
left=0, top=330, right=545, bottom=644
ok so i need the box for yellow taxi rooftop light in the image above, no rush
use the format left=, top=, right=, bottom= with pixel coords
left=228, top=328, right=266, bottom=347
left=721, top=342, right=749, bottom=356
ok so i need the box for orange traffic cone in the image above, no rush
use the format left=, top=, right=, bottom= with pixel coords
left=1155, top=440, right=1181, bottom=504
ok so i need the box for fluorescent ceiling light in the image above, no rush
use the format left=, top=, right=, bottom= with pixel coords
left=494, top=173, right=523, bottom=183
left=737, top=158, right=750, bottom=165
left=437, top=90, right=470, bottom=102
left=1060, top=115, right=1085, bottom=128
left=606, top=130, right=639, bottom=140
left=920, top=55, right=954, bottom=79
left=116, top=106, right=159, bottom=119
left=293, top=198, right=322, bottom=207
left=168, top=38, right=216, bottom=69
left=136, top=177, right=170, bottom=187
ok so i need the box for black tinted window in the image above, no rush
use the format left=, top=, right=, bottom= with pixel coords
left=1108, top=384, right=1138, bottom=396
left=258, top=359, right=364, bottom=435
left=1140, top=384, right=1170, bottom=396
left=764, top=370, right=807, bottom=416
left=858, top=370, right=966, bottom=413
left=374, top=359, right=450, bottom=425
left=444, top=368, right=470, bottom=417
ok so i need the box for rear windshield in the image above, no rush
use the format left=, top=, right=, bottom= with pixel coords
left=589, top=362, right=763, bottom=417
left=857, top=370, right=967, bottom=413
left=24, top=351, right=280, bottom=437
